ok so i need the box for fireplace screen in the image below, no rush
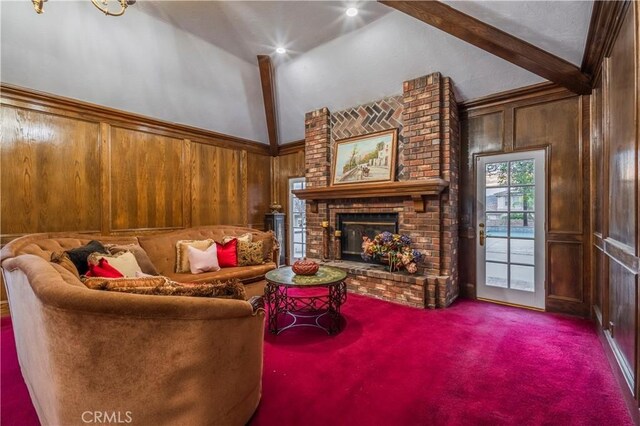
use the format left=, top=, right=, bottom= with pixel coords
left=337, top=213, right=399, bottom=262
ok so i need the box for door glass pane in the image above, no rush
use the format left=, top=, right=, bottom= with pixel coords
left=510, top=239, right=534, bottom=265
left=486, top=162, right=508, bottom=187
left=510, top=160, right=535, bottom=185
left=510, top=265, right=535, bottom=292
left=486, top=188, right=509, bottom=211
left=486, top=238, right=507, bottom=262
left=510, top=187, right=534, bottom=211
left=486, top=262, right=508, bottom=288
left=510, top=213, right=534, bottom=238
left=486, top=213, right=508, bottom=237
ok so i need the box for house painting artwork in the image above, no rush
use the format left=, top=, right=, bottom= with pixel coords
left=331, top=129, right=397, bottom=186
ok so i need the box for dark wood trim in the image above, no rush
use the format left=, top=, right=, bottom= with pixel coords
left=278, top=139, right=305, bottom=156
left=293, top=179, right=449, bottom=213
left=596, top=325, right=640, bottom=424
left=460, top=82, right=566, bottom=111
left=379, top=1, right=592, bottom=95
left=581, top=1, right=632, bottom=81
left=0, top=83, right=271, bottom=155
left=257, top=55, right=279, bottom=156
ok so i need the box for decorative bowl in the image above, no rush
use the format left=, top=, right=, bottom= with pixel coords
left=292, top=258, right=319, bottom=276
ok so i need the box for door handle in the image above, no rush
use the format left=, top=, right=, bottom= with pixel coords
left=479, top=223, right=485, bottom=246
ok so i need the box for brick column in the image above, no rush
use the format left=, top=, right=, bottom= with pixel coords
left=402, top=73, right=442, bottom=276
left=304, top=108, right=331, bottom=258
left=439, top=77, right=460, bottom=306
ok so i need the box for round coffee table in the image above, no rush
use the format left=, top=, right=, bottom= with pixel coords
left=264, top=266, right=347, bottom=335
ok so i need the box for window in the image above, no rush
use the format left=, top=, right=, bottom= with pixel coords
left=288, top=177, right=306, bottom=261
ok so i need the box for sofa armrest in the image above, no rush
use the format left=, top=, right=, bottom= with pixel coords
left=248, top=295, right=264, bottom=313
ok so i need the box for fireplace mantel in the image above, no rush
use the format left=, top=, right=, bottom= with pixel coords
left=292, top=179, right=449, bottom=213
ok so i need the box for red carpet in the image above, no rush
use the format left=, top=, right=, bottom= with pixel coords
left=1, top=296, right=633, bottom=426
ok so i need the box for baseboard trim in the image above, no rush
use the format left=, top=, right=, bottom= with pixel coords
left=0, top=301, right=10, bottom=317
left=596, top=324, right=640, bottom=424
left=476, top=297, right=545, bottom=312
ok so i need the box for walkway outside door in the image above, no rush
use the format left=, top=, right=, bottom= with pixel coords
left=476, top=150, right=546, bottom=309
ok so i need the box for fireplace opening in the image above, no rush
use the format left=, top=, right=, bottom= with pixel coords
left=337, top=213, right=399, bottom=262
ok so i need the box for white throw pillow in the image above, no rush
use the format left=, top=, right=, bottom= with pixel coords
left=187, top=243, right=220, bottom=274
left=87, top=251, right=142, bottom=278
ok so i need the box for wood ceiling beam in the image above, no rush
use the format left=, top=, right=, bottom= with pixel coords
left=257, top=55, right=279, bottom=156
left=379, top=1, right=592, bottom=95
left=581, top=0, right=631, bottom=81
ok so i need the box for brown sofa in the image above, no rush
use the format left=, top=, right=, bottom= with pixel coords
left=0, top=226, right=277, bottom=425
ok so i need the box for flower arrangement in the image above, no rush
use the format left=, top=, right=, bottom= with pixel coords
left=361, top=231, right=423, bottom=273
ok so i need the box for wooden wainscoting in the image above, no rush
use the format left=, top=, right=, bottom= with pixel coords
left=590, top=2, right=639, bottom=417
left=460, top=84, right=592, bottom=316
left=0, top=84, right=273, bottom=310
left=272, top=140, right=305, bottom=265
left=0, top=84, right=272, bottom=244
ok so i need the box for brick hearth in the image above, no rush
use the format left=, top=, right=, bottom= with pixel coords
left=302, top=72, right=460, bottom=309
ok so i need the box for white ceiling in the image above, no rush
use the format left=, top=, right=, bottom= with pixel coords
left=1, top=1, right=593, bottom=144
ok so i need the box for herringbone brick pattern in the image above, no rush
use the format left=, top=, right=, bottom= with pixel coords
left=331, top=96, right=403, bottom=140
left=330, top=96, right=405, bottom=179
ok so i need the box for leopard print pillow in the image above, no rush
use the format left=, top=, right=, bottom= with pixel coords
left=237, top=240, right=264, bottom=266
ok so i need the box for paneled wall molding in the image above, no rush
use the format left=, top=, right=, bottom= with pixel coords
left=1, top=85, right=271, bottom=244
left=0, top=84, right=270, bottom=155
left=603, top=238, right=640, bottom=275
left=461, top=86, right=590, bottom=316
left=581, top=0, right=633, bottom=82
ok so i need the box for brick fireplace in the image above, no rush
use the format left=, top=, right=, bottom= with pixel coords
left=295, top=72, right=460, bottom=309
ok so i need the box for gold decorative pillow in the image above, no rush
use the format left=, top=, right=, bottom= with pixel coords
left=98, top=279, right=246, bottom=300
left=238, top=240, right=264, bottom=266
left=175, top=239, right=215, bottom=273
left=221, top=232, right=253, bottom=244
left=87, top=251, right=142, bottom=278
left=253, top=231, right=277, bottom=262
left=83, top=276, right=170, bottom=290
left=51, top=252, right=81, bottom=280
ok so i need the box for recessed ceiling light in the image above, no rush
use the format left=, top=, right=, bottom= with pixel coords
left=346, top=7, right=358, bottom=17
left=276, top=47, right=286, bottom=54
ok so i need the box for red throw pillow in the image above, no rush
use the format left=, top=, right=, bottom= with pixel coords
left=85, top=258, right=124, bottom=278
left=216, top=239, right=238, bottom=268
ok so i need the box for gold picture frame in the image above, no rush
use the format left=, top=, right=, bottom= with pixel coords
left=331, top=128, right=398, bottom=186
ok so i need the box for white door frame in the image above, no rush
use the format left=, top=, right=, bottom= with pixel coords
left=476, top=150, right=546, bottom=309
left=288, top=177, right=306, bottom=261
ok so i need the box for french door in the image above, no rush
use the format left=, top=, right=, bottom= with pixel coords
left=476, top=150, right=546, bottom=309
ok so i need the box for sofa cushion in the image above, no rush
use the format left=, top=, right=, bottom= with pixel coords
left=166, top=262, right=276, bottom=284
left=217, top=239, right=238, bottom=268
left=106, top=244, right=159, bottom=276
left=66, top=240, right=108, bottom=275
left=238, top=241, right=264, bottom=266
left=88, top=251, right=142, bottom=278
left=253, top=231, right=278, bottom=263
left=187, top=244, right=220, bottom=274
left=50, top=252, right=81, bottom=280
left=222, top=232, right=252, bottom=244
left=175, top=239, right=215, bottom=273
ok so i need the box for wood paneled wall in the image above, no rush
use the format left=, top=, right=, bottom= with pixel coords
left=591, top=2, right=639, bottom=416
left=272, top=142, right=305, bottom=264
left=0, top=85, right=272, bottom=244
left=460, top=84, right=591, bottom=316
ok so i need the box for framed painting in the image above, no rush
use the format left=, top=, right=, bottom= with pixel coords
left=331, top=129, right=397, bottom=186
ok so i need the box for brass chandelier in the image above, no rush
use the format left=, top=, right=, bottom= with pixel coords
left=32, top=0, right=136, bottom=16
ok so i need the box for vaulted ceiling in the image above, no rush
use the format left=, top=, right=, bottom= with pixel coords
left=1, top=1, right=594, bottom=144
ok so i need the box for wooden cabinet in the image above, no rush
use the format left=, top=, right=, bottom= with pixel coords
left=265, top=213, right=286, bottom=266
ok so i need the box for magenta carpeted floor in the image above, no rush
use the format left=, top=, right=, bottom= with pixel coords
left=1, top=295, right=633, bottom=426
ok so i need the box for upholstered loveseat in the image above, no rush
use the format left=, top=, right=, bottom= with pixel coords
left=0, top=226, right=277, bottom=425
